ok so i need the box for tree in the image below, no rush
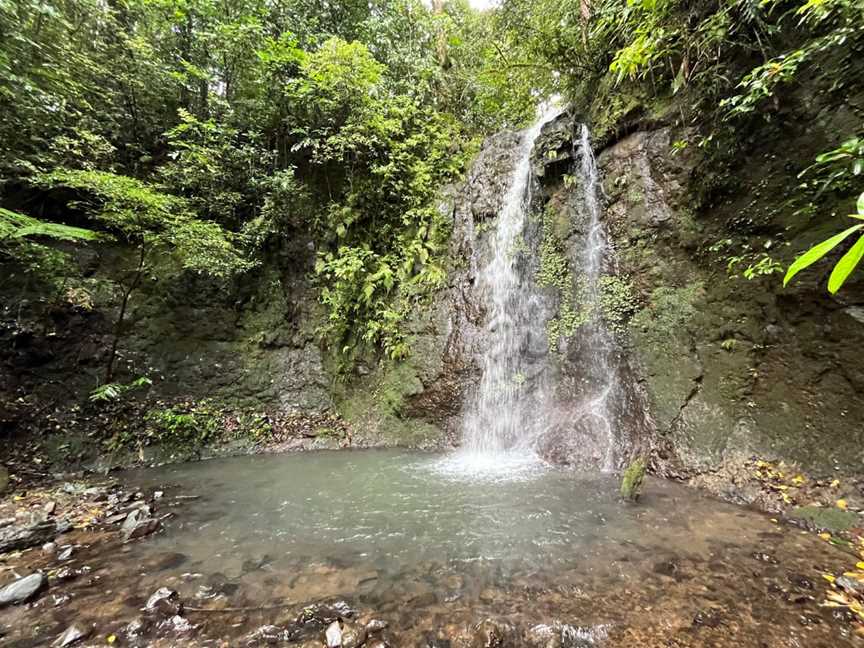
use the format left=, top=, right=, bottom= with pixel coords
left=36, top=170, right=253, bottom=382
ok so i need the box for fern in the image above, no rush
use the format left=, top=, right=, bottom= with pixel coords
left=0, top=207, right=101, bottom=242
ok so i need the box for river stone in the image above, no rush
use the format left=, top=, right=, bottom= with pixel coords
left=0, top=519, right=68, bottom=553
left=471, top=619, right=512, bottom=648
left=325, top=621, right=342, bottom=647
left=0, top=573, right=47, bottom=606
left=53, top=624, right=90, bottom=647
left=122, top=508, right=161, bottom=540
left=364, top=619, right=388, bottom=633
left=145, top=587, right=182, bottom=616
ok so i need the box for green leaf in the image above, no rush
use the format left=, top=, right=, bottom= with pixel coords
left=828, top=233, right=864, bottom=293
left=783, top=224, right=864, bottom=287
left=858, top=192, right=864, bottom=215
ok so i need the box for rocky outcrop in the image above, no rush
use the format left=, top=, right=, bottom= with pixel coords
left=597, top=125, right=864, bottom=477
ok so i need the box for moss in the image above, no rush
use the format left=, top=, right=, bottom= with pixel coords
left=630, top=282, right=703, bottom=341
left=620, top=456, right=647, bottom=501
left=790, top=506, right=859, bottom=533
left=599, top=275, right=638, bottom=334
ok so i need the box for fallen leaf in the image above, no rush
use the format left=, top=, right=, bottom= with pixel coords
left=819, top=532, right=832, bottom=541
left=837, top=499, right=848, bottom=510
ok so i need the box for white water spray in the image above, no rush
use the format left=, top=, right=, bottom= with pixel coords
left=456, top=107, right=562, bottom=472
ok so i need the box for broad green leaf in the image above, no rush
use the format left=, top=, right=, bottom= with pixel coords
left=828, top=233, right=864, bottom=293
left=858, top=192, right=864, bottom=215
left=783, top=224, right=864, bottom=286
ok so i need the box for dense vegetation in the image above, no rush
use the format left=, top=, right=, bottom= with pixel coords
left=0, top=0, right=534, bottom=379
left=2, top=0, right=862, bottom=385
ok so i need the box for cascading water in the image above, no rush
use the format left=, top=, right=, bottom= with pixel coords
left=571, top=124, right=618, bottom=471
left=457, top=107, right=562, bottom=469
left=453, top=110, right=640, bottom=475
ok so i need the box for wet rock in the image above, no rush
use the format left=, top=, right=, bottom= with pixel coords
left=122, top=508, right=161, bottom=540
left=366, top=641, right=388, bottom=648
left=341, top=621, right=366, bottom=648
left=57, top=545, right=74, bottom=561
left=297, top=600, right=355, bottom=627
left=158, top=614, right=197, bottom=635
left=692, top=609, right=724, bottom=628
left=620, top=457, right=646, bottom=502
left=152, top=551, right=188, bottom=571
left=43, top=541, right=57, bottom=554
left=471, top=619, right=512, bottom=648
left=326, top=620, right=342, bottom=647
left=246, top=624, right=294, bottom=645
left=52, top=592, right=71, bottom=607
left=53, top=565, right=91, bottom=582
left=124, top=616, right=151, bottom=641
left=836, top=575, right=864, bottom=594
left=364, top=619, right=388, bottom=634
left=44, top=501, right=56, bottom=515
left=0, top=519, right=69, bottom=553
left=0, top=572, right=47, bottom=606
left=53, top=625, right=90, bottom=647
left=145, top=587, right=182, bottom=616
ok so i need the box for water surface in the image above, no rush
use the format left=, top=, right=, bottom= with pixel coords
left=1, top=450, right=855, bottom=647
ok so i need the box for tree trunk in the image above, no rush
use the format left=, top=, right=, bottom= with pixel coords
left=432, top=0, right=450, bottom=70
left=105, top=244, right=146, bottom=383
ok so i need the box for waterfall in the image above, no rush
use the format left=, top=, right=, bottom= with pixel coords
left=572, top=124, right=618, bottom=471
left=457, top=107, right=561, bottom=468
left=451, top=110, right=637, bottom=476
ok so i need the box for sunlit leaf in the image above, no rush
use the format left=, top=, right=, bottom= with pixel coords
left=828, top=235, right=864, bottom=293
left=784, top=224, right=864, bottom=286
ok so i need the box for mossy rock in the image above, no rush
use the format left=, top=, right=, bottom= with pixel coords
left=789, top=506, right=859, bottom=533
left=620, top=457, right=647, bottom=502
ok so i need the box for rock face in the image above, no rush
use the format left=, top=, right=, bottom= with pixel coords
left=596, top=125, right=864, bottom=476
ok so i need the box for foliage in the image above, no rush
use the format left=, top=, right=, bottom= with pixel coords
left=145, top=401, right=224, bottom=448
left=784, top=192, right=864, bottom=294
left=1, top=0, right=513, bottom=371
left=0, top=206, right=101, bottom=292
left=89, top=377, right=153, bottom=403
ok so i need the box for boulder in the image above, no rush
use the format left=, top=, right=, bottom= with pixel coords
left=0, top=519, right=69, bottom=553
left=0, top=573, right=47, bottom=606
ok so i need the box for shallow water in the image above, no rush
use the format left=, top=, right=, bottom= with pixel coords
left=1, top=450, right=857, bottom=647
